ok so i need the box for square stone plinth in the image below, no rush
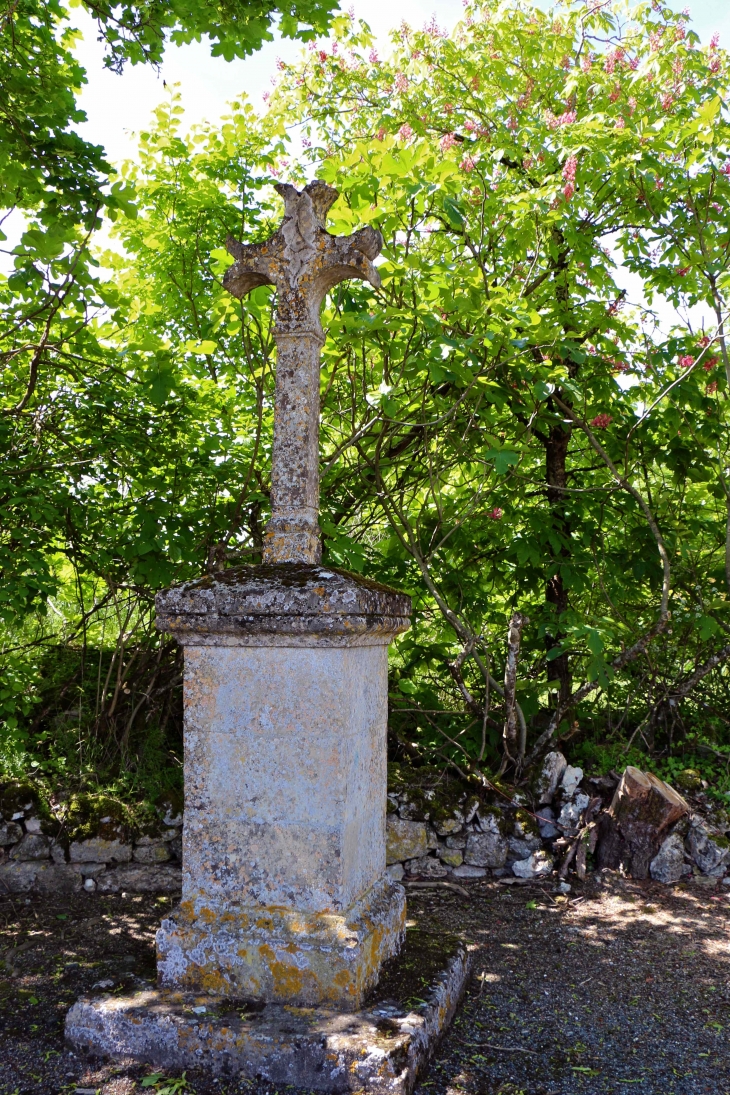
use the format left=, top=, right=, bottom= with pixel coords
left=157, top=878, right=406, bottom=1008
left=66, top=928, right=472, bottom=1095
left=181, top=641, right=390, bottom=915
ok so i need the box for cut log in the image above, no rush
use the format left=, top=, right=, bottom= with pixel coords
left=597, top=766, right=689, bottom=879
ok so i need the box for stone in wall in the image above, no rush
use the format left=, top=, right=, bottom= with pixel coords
left=96, top=865, right=183, bottom=894
left=560, top=765, right=584, bottom=799
left=133, top=843, right=173, bottom=864
left=650, top=833, right=690, bottom=884
left=534, top=751, right=567, bottom=805
left=69, top=837, right=132, bottom=864
left=512, top=850, right=553, bottom=879
left=10, top=834, right=50, bottom=861
left=0, top=821, right=24, bottom=846
left=406, top=855, right=449, bottom=879
left=464, top=829, right=508, bottom=869
left=0, top=862, right=80, bottom=893
left=686, top=822, right=730, bottom=877
left=438, top=847, right=463, bottom=867
left=386, top=817, right=428, bottom=864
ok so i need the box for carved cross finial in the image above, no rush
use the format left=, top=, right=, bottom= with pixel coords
left=223, top=181, right=383, bottom=565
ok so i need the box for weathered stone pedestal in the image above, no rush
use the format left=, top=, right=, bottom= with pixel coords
left=153, top=564, right=410, bottom=1008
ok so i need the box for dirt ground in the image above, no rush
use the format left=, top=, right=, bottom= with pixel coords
left=0, top=873, right=727, bottom=1095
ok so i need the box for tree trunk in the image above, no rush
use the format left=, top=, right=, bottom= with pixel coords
left=545, top=414, right=572, bottom=709
left=503, top=611, right=528, bottom=762
left=596, top=766, right=689, bottom=879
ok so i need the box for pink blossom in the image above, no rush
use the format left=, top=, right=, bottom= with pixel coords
left=627, top=96, right=637, bottom=115
left=564, top=182, right=575, bottom=201
left=441, top=132, right=458, bottom=151
left=562, top=54, right=571, bottom=69
left=424, top=15, right=445, bottom=37
left=677, top=265, right=691, bottom=276
left=710, top=55, right=721, bottom=73
left=605, top=48, right=623, bottom=74
left=707, top=380, right=718, bottom=393
left=661, top=93, right=674, bottom=111
left=369, top=49, right=380, bottom=64
left=399, top=123, right=413, bottom=141
left=630, top=57, right=639, bottom=70
left=471, top=75, right=480, bottom=91
left=675, top=22, right=686, bottom=41
left=649, top=30, right=663, bottom=52
left=546, top=109, right=576, bottom=129
left=698, top=335, right=711, bottom=348
left=460, top=156, right=476, bottom=172
left=581, top=53, right=593, bottom=72
left=563, top=154, right=578, bottom=182
left=590, top=414, right=613, bottom=429
left=720, top=162, right=730, bottom=175
left=488, top=507, right=504, bottom=520
left=318, top=50, right=327, bottom=62
left=507, top=115, right=518, bottom=131
left=679, top=355, right=695, bottom=369
left=655, top=179, right=664, bottom=190
left=465, top=118, right=477, bottom=131
left=616, top=116, right=626, bottom=130
left=444, top=102, right=454, bottom=114
left=395, top=72, right=409, bottom=92
left=376, top=126, right=387, bottom=141
left=704, top=356, right=719, bottom=370
left=276, top=57, right=285, bottom=70
left=609, top=84, right=621, bottom=102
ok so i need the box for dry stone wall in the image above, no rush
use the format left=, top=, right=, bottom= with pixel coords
left=0, top=784, right=183, bottom=895
left=2, top=756, right=729, bottom=895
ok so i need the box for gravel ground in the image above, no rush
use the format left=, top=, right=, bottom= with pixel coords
left=0, top=873, right=727, bottom=1095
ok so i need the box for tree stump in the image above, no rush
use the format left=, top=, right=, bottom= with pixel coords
left=596, top=766, right=688, bottom=879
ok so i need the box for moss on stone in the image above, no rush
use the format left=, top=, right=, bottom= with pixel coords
left=0, top=780, right=55, bottom=831
left=514, top=806, right=539, bottom=838
left=62, top=793, right=134, bottom=843
left=387, top=762, right=471, bottom=825
left=673, top=769, right=703, bottom=793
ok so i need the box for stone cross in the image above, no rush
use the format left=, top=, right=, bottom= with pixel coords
left=223, top=180, right=383, bottom=564
left=65, top=178, right=412, bottom=1068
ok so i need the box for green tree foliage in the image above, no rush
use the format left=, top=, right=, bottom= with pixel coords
left=2, top=0, right=730, bottom=797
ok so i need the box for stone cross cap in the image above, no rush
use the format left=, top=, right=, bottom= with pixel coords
left=223, top=180, right=383, bottom=565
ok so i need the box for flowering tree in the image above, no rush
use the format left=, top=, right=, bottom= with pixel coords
left=265, top=0, right=730, bottom=772
left=3, top=0, right=730, bottom=789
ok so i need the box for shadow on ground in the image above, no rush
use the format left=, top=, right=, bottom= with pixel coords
left=0, top=873, right=727, bottom=1094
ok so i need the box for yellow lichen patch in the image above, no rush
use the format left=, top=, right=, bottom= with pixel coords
left=268, top=959, right=308, bottom=998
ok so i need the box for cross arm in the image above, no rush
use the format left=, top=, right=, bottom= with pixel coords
left=223, top=236, right=278, bottom=299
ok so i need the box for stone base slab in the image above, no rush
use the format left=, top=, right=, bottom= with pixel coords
left=66, top=928, right=472, bottom=1094
left=157, top=879, right=406, bottom=1009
